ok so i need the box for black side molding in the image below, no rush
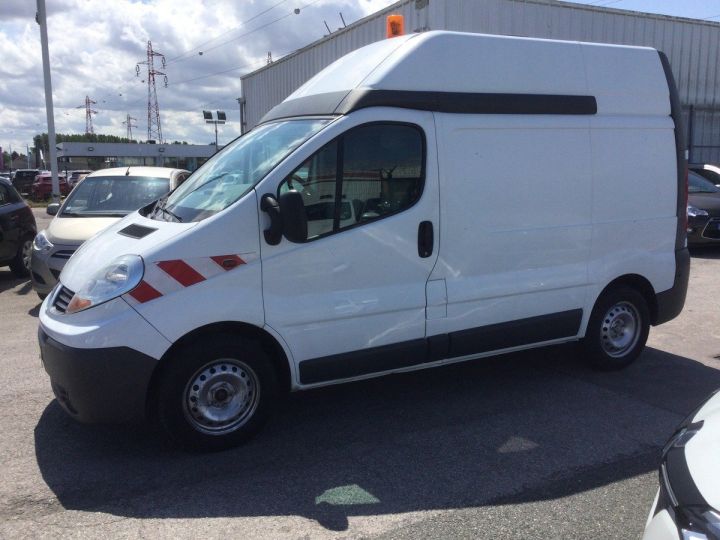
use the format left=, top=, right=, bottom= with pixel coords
left=260, top=89, right=598, bottom=124
left=654, top=247, right=690, bottom=326
left=337, top=89, right=597, bottom=116
left=299, top=309, right=583, bottom=384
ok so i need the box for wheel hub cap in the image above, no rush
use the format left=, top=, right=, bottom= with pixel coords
left=600, top=301, right=640, bottom=358
left=184, top=359, right=260, bottom=435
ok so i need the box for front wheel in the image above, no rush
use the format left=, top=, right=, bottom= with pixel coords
left=156, top=334, right=278, bottom=451
left=582, top=286, right=650, bottom=370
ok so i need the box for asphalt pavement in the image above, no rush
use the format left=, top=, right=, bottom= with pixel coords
left=1, top=208, right=719, bottom=539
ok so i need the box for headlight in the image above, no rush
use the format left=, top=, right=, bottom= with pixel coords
left=688, top=205, right=709, bottom=218
left=33, top=230, right=54, bottom=252
left=66, top=255, right=144, bottom=314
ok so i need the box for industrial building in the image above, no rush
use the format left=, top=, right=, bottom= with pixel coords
left=56, top=141, right=216, bottom=171
left=241, top=0, right=720, bottom=162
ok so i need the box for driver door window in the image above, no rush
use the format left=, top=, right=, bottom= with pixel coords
left=278, top=123, right=424, bottom=241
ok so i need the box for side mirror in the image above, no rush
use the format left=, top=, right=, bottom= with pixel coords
left=47, top=203, right=60, bottom=216
left=279, top=190, right=307, bottom=243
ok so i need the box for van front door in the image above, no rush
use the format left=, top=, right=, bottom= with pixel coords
left=259, top=111, right=439, bottom=386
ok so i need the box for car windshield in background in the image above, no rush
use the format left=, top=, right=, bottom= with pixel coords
left=163, top=118, right=331, bottom=222
left=688, top=171, right=720, bottom=194
left=61, top=176, right=170, bottom=216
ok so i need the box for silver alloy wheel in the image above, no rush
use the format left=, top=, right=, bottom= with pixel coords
left=183, top=358, right=260, bottom=435
left=21, top=240, right=32, bottom=271
left=600, top=301, right=641, bottom=358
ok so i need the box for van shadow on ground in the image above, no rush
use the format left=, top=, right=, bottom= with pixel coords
left=34, top=345, right=720, bottom=531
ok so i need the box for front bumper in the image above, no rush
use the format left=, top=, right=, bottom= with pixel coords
left=39, top=327, right=157, bottom=423
left=687, top=216, right=720, bottom=246
left=30, top=243, right=79, bottom=295
left=39, top=292, right=172, bottom=423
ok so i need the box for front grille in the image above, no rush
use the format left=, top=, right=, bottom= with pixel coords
left=53, top=285, right=75, bottom=313
left=51, top=249, right=76, bottom=260
left=701, top=218, right=720, bottom=240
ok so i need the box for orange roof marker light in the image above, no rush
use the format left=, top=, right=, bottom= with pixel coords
left=386, top=14, right=404, bottom=38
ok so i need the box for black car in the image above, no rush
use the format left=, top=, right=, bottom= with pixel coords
left=690, top=163, right=720, bottom=187
left=11, top=169, right=39, bottom=195
left=687, top=170, right=720, bottom=246
left=0, top=178, right=36, bottom=277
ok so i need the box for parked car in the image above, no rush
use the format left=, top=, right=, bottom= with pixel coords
left=642, top=388, right=720, bottom=540
left=67, top=170, right=93, bottom=189
left=0, top=177, right=37, bottom=277
left=31, top=172, right=70, bottom=200
left=31, top=166, right=190, bottom=298
left=690, top=163, right=720, bottom=187
left=38, top=31, right=688, bottom=451
left=11, top=169, right=39, bottom=194
left=687, top=171, right=720, bottom=246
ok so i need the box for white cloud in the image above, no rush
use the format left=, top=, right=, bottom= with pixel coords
left=0, top=0, right=397, bottom=155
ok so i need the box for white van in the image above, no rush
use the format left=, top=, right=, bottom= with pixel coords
left=38, top=31, right=689, bottom=450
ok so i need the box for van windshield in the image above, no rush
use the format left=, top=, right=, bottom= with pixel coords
left=161, top=118, right=331, bottom=222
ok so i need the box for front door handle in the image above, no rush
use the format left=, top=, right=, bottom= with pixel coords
left=418, top=221, right=434, bottom=258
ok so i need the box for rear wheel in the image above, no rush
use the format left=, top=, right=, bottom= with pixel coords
left=9, top=237, right=33, bottom=278
left=582, top=286, right=650, bottom=370
left=156, top=334, right=278, bottom=451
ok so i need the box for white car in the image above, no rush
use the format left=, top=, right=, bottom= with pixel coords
left=643, top=389, right=720, bottom=540
left=30, top=166, right=190, bottom=297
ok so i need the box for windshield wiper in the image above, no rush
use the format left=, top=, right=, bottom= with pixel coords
left=160, top=205, right=183, bottom=222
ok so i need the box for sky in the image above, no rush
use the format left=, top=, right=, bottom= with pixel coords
left=1, top=0, right=719, bottom=155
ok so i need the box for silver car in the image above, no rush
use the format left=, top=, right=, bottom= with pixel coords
left=31, top=166, right=190, bottom=298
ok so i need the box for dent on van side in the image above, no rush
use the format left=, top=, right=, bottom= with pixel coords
left=37, top=31, right=689, bottom=451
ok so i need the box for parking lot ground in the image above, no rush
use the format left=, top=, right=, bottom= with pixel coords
left=1, top=213, right=719, bottom=539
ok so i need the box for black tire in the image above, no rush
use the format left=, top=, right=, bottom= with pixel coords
left=582, top=286, right=650, bottom=370
left=9, top=237, right=33, bottom=278
left=156, top=333, right=278, bottom=452
left=37, top=293, right=47, bottom=300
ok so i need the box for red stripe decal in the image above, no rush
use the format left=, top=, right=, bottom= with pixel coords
left=210, top=254, right=246, bottom=270
left=129, top=280, right=163, bottom=303
left=157, top=259, right=206, bottom=287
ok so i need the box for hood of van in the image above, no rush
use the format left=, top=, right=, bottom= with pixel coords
left=59, top=212, right=197, bottom=293
left=47, top=215, right=121, bottom=245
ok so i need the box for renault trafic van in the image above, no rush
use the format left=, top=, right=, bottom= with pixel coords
left=38, top=31, right=689, bottom=450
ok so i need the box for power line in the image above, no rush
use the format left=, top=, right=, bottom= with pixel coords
left=174, top=0, right=323, bottom=61
left=166, top=0, right=290, bottom=65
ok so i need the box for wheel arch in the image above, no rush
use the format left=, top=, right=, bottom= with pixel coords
left=593, top=274, right=659, bottom=325
left=145, top=321, right=293, bottom=418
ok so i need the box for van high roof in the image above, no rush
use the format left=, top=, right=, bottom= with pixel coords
left=261, top=30, right=670, bottom=124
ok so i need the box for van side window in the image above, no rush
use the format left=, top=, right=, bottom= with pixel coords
left=279, top=140, right=338, bottom=238
left=278, top=123, right=424, bottom=241
left=0, top=184, right=10, bottom=205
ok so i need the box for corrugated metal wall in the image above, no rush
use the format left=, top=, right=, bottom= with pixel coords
left=241, top=0, right=720, bottom=162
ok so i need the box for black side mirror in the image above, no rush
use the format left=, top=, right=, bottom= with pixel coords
left=47, top=203, right=60, bottom=216
left=279, top=190, right=307, bottom=243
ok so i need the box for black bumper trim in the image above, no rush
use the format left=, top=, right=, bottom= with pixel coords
left=654, top=248, right=690, bottom=326
left=38, top=328, right=158, bottom=423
